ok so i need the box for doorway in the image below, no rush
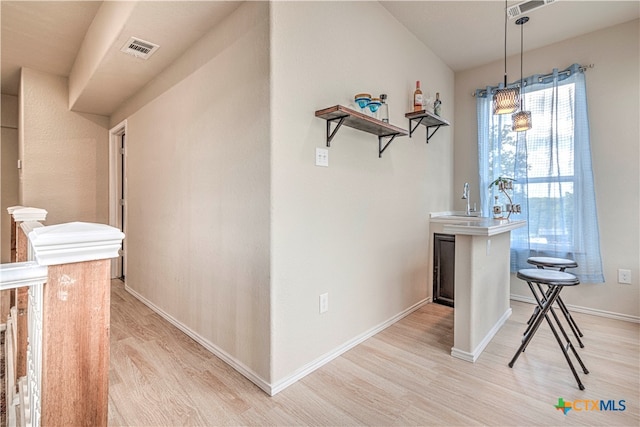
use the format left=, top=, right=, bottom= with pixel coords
left=109, top=120, right=127, bottom=280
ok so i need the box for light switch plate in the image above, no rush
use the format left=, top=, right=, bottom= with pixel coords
left=319, top=293, right=329, bottom=313
left=315, top=148, right=329, bottom=167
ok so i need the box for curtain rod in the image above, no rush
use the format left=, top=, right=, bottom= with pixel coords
left=471, top=64, right=594, bottom=97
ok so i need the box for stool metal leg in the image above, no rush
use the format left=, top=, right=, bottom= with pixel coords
left=557, top=297, right=584, bottom=338
left=546, top=299, right=589, bottom=375
left=510, top=281, right=588, bottom=390
left=532, top=283, right=585, bottom=349
left=525, top=266, right=584, bottom=348
left=522, top=284, right=552, bottom=340
left=541, top=306, right=586, bottom=390
left=526, top=265, right=584, bottom=344
left=509, top=285, right=561, bottom=368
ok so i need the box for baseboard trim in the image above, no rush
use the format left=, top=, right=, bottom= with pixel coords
left=510, top=294, right=640, bottom=323
left=124, top=284, right=272, bottom=395
left=270, top=297, right=431, bottom=395
left=451, top=307, right=512, bottom=363
left=125, top=283, right=430, bottom=396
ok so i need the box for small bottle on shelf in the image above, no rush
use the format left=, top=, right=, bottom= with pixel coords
left=434, top=92, right=442, bottom=116
left=379, top=94, right=389, bottom=123
left=413, top=81, right=423, bottom=112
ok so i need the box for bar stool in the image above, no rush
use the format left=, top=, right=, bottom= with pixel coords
left=509, top=268, right=589, bottom=390
left=526, top=256, right=584, bottom=348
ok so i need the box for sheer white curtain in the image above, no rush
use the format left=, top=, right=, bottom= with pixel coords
left=476, top=64, right=604, bottom=283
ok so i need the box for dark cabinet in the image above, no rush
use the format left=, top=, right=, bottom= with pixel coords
left=433, top=233, right=455, bottom=307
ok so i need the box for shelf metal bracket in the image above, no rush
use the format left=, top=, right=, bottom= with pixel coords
left=408, top=117, right=426, bottom=138
left=426, top=125, right=443, bottom=143
left=408, top=117, right=444, bottom=143
left=378, top=133, right=399, bottom=158
left=325, top=115, right=348, bottom=147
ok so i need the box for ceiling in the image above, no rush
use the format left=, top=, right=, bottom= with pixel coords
left=2, top=1, right=638, bottom=116
left=381, top=0, right=640, bottom=72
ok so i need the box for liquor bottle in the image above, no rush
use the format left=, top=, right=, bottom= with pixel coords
left=379, top=94, right=389, bottom=123
left=413, top=81, right=423, bottom=112
left=434, top=92, right=442, bottom=116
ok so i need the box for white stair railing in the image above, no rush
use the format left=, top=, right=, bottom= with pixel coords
left=2, top=207, right=124, bottom=427
left=1, top=261, right=47, bottom=427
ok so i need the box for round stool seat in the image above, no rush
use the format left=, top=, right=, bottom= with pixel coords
left=517, top=268, right=580, bottom=286
left=527, top=256, right=577, bottom=269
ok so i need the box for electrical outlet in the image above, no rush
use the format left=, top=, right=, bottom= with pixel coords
left=618, top=269, right=632, bottom=284
left=319, top=293, right=329, bottom=314
left=315, top=148, right=329, bottom=167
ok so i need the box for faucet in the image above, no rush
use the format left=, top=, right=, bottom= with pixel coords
left=461, top=182, right=471, bottom=215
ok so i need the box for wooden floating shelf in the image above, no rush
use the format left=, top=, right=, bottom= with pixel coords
left=316, top=105, right=408, bottom=137
left=315, top=105, right=408, bottom=158
left=405, top=109, right=450, bottom=143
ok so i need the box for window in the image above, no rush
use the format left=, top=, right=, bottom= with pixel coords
left=476, top=64, right=604, bottom=282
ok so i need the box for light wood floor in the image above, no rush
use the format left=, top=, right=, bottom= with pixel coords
left=108, top=280, right=639, bottom=426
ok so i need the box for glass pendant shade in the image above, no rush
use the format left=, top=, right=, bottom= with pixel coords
left=493, top=87, right=520, bottom=115
left=512, top=110, right=532, bottom=131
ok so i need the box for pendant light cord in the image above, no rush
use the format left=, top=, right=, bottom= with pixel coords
left=516, top=16, right=529, bottom=109
left=503, top=0, right=508, bottom=86
left=520, top=18, right=524, bottom=108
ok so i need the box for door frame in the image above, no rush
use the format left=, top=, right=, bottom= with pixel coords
left=109, top=119, right=127, bottom=280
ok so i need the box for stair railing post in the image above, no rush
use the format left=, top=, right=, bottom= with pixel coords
left=1, top=206, right=23, bottom=328
left=29, top=221, right=124, bottom=427
left=9, top=207, right=47, bottom=381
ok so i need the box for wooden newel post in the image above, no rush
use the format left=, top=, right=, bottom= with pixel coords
left=29, top=222, right=124, bottom=427
left=1, top=206, right=23, bottom=325
left=10, top=207, right=47, bottom=380
left=7, top=206, right=24, bottom=262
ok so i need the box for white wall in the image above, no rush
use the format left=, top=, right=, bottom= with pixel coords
left=1, top=94, right=19, bottom=262
left=454, top=19, right=639, bottom=319
left=19, top=68, right=110, bottom=225
left=118, top=2, right=272, bottom=382
left=270, top=1, right=454, bottom=384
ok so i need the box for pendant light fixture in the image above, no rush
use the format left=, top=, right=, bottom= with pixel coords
left=493, top=0, right=519, bottom=115
left=512, top=16, right=532, bottom=132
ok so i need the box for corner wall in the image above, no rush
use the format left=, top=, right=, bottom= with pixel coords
left=270, top=1, right=454, bottom=385
left=1, top=94, right=19, bottom=262
left=19, top=68, right=110, bottom=225
left=454, top=19, right=640, bottom=319
left=119, top=2, right=272, bottom=383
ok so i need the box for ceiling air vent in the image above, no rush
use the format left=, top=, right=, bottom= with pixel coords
left=120, top=37, right=159, bottom=60
left=508, top=0, right=556, bottom=20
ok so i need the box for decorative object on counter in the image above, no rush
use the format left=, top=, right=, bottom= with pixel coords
left=493, top=196, right=503, bottom=219
left=379, top=94, right=389, bottom=123
left=434, top=92, right=442, bottom=116
left=489, top=176, right=520, bottom=219
left=413, top=80, right=423, bottom=112
left=493, top=0, right=520, bottom=115
left=512, top=16, right=532, bottom=132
